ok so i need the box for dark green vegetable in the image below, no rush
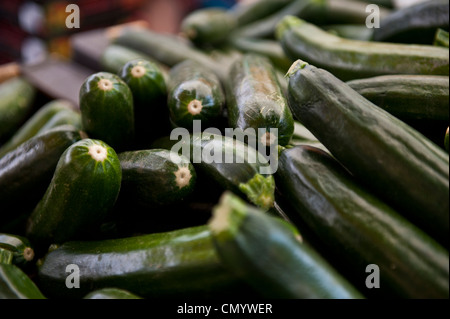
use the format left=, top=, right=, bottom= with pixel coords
left=0, top=234, right=34, bottom=268
left=318, top=0, right=392, bottom=25
left=231, top=0, right=294, bottom=26
left=277, top=16, right=450, bottom=81
left=290, top=121, right=329, bottom=153
left=347, top=75, right=449, bottom=121
left=0, top=77, right=36, bottom=142
left=209, top=192, right=364, bottom=299
left=227, top=54, right=294, bottom=147
left=286, top=60, right=449, bottom=247
left=26, top=139, right=122, bottom=252
left=79, top=72, right=135, bottom=152
left=37, top=225, right=245, bottom=299
left=324, top=24, right=374, bottom=41
left=0, top=264, right=46, bottom=299
left=276, top=145, right=449, bottom=299
left=168, top=59, right=225, bottom=129
left=83, top=288, right=142, bottom=299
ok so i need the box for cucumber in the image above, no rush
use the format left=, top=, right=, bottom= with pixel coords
left=119, top=58, right=169, bottom=147
left=181, top=8, right=237, bottom=47
left=0, top=99, right=76, bottom=159
left=286, top=60, right=450, bottom=247
left=0, top=264, right=46, bottom=299
left=231, top=0, right=294, bottom=26
left=373, top=0, right=449, bottom=44
left=117, top=149, right=196, bottom=209
left=37, top=225, right=245, bottom=299
left=209, top=192, right=364, bottom=299
left=227, top=54, right=294, bottom=147
left=168, top=60, right=225, bottom=130
left=0, top=77, right=36, bottom=142
left=0, top=125, right=84, bottom=232
left=83, top=288, right=142, bottom=299
left=347, top=75, right=449, bottom=121
left=277, top=16, right=450, bottom=81
left=0, top=234, right=34, bottom=268
left=26, top=139, right=122, bottom=253
left=79, top=72, right=135, bottom=152
left=276, top=145, right=449, bottom=299
left=434, top=28, right=449, bottom=48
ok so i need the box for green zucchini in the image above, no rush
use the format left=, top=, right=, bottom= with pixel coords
left=227, top=54, right=294, bottom=147
left=277, top=16, right=450, bottom=81
left=181, top=8, right=238, bottom=47
left=0, top=77, right=36, bottom=142
left=26, top=139, right=122, bottom=253
left=434, top=28, right=450, bottom=48
left=0, top=264, right=46, bottom=299
left=79, top=72, right=135, bottom=152
left=373, top=0, right=449, bottom=44
left=37, top=225, right=245, bottom=299
left=231, top=0, right=294, bottom=26
left=209, top=192, right=364, bottom=299
left=0, top=234, right=34, bottom=268
left=276, top=145, right=449, bottom=299
left=290, top=121, right=329, bottom=153
left=119, top=58, right=169, bottom=147
left=117, top=149, right=196, bottom=209
left=83, top=288, right=142, bottom=299
left=323, top=24, right=374, bottom=41
left=0, top=125, right=84, bottom=232
left=286, top=60, right=450, bottom=247
left=36, top=107, right=82, bottom=135
left=347, top=75, right=449, bottom=121
left=168, top=60, right=225, bottom=130
left=318, top=0, right=392, bottom=25
left=0, top=99, right=76, bottom=159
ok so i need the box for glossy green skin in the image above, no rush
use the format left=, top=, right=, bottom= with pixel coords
left=26, top=139, right=122, bottom=252
left=83, top=288, right=142, bottom=299
left=0, top=99, right=75, bottom=158
left=118, top=149, right=196, bottom=208
left=227, top=54, right=294, bottom=146
left=276, top=146, right=450, bottom=299
left=278, top=17, right=450, bottom=81
left=0, top=77, right=36, bottom=142
left=231, top=0, right=293, bottom=26
left=347, top=75, right=449, bottom=121
left=119, top=58, right=169, bottom=146
left=0, top=264, right=46, bottom=299
left=181, top=8, right=237, bottom=46
left=287, top=62, right=450, bottom=247
left=373, top=0, right=449, bottom=44
left=80, top=72, right=135, bottom=152
left=210, top=193, right=364, bottom=299
left=0, top=126, right=83, bottom=230
left=37, top=226, right=242, bottom=299
left=37, top=108, right=82, bottom=135
left=168, top=60, right=225, bottom=129
left=435, top=29, right=449, bottom=48
left=0, top=234, right=34, bottom=267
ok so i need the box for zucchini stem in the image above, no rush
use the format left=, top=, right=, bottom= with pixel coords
left=239, top=174, right=275, bottom=211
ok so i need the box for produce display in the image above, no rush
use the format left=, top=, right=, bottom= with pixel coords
left=0, top=0, right=448, bottom=301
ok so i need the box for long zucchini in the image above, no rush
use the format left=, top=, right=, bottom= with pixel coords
left=286, top=60, right=449, bottom=247
left=277, top=16, right=450, bottom=81
left=276, top=145, right=449, bottom=299
left=209, top=192, right=364, bottom=299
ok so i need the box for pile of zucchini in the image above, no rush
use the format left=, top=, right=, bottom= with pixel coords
left=0, top=0, right=449, bottom=300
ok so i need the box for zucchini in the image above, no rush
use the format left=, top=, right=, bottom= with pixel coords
left=277, top=16, right=450, bottom=81
left=119, top=58, right=169, bottom=147
left=209, top=192, right=364, bottom=299
left=117, top=149, right=196, bottom=209
left=0, top=125, right=84, bottom=232
left=346, top=75, right=449, bottom=121
left=0, top=77, right=36, bottom=142
left=227, top=54, right=294, bottom=147
left=323, top=24, right=374, bottom=41
left=318, top=0, right=392, bottom=25
left=79, top=72, right=135, bottom=152
left=168, top=60, right=225, bottom=130
left=37, top=225, right=245, bottom=299
left=276, top=145, right=449, bottom=299
left=373, top=0, right=449, bottom=44
left=434, top=28, right=450, bottom=48
left=83, top=288, right=142, bottom=299
left=231, top=0, right=294, bottom=26
left=0, top=99, right=76, bottom=159
left=0, top=264, right=46, bottom=299
left=290, top=121, right=329, bottom=153
left=0, top=234, right=34, bottom=268
left=286, top=60, right=450, bottom=247
left=181, top=8, right=238, bottom=47
left=26, top=139, right=122, bottom=253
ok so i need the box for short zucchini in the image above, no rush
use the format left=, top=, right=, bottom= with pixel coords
left=0, top=234, right=35, bottom=268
